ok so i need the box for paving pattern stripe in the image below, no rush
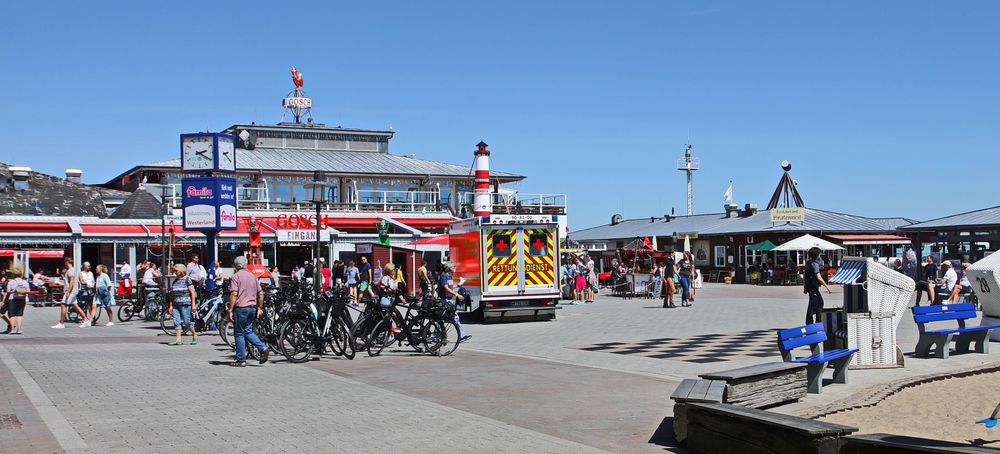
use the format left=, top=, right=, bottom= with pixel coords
left=0, top=345, right=87, bottom=452
left=295, top=359, right=611, bottom=453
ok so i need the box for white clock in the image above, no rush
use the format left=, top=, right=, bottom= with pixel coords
left=180, top=133, right=237, bottom=174
left=217, top=135, right=236, bottom=172
left=181, top=134, right=215, bottom=172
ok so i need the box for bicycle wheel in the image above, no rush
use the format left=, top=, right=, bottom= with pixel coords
left=117, top=302, right=136, bottom=322
left=278, top=319, right=314, bottom=363
left=367, top=318, right=394, bottom=357
left=218, top=317, right=233, bottom=348
left=339, top=319, right=355, bottom=360
left=423, top=319, right=461, bottom=357
left=159, top=307, right=176, bottom=336
left=91, top=304, right=102, bottom=324
left=404, top=315, right=430, bottom=353
left=348, top=314, right=371, bottom=353
left=327, top=319, right=345, bottom=357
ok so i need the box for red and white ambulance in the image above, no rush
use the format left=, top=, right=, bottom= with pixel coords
left=448, top=213, right=562, bottom=322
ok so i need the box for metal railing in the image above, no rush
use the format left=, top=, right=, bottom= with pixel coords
left=156, top=184, right=443, bottom=213
left=458, top=192, right=567, bottom=215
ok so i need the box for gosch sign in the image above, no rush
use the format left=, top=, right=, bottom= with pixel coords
left=275, top=214, right=333, bottom=230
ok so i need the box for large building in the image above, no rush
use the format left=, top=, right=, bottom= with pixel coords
left=0, top=72, right=535, bottom=275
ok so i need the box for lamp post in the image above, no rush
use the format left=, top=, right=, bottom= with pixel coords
left=161, top=184, right=171, bottom=277
left=307, top=170, right=328, bottom=298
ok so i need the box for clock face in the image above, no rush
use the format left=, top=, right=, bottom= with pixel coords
left=182, top=135, right=215, bottom=172
left=217, top=136, right=236, bottom=172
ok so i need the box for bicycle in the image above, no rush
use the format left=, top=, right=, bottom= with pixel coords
left=117, top=287, right=163, bottom=322
left=366, top=292, right=438, bottom=357
left=278, top=289, right=354, bottom=363
left=65, top=288, right=100, bottom=324
left=160, top=286, right=227, bottom=336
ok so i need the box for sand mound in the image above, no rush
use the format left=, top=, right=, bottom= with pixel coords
left=820, top=371, right=1000, bottom=448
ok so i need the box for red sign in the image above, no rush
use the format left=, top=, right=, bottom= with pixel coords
left=275, top=214, right=334, bottom=229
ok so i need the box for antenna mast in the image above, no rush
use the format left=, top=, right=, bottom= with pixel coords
left=677, top=143, right=700, bottom=216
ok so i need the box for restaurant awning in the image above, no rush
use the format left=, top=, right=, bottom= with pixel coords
left=827, top=234, right=911, bottom=245
left=746, top=240, right=777, bottom=251
left=406, top=234, right=449, bottom=246
left=0, top=249, right=65, bottom=258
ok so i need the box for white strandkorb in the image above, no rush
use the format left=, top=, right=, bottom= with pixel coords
left=966, top=252, right=1000, bottom=340
left=830, top=257, right=915, bottom=369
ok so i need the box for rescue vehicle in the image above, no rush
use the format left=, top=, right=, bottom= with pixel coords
left=446, top=141, right=567, bottom=322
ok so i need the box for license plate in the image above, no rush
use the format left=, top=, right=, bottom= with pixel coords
left=509, top=301, right=530, bottom=307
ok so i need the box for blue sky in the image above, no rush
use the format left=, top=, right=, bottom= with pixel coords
left=1, top=1, right=998, bottom=230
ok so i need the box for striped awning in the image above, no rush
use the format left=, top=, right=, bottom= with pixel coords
left=829, top=260, right=865, bottom=284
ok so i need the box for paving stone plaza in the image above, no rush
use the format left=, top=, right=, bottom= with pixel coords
left=1, top=284, right=996, bottom=453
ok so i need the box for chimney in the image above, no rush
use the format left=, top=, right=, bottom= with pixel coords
left=9, top=166, right=30, bottom=191
left=65, top=168, right=82, bottom=184
left=742, top=203, right=758, bottom=217
left=724, top=203, right=739, bottom=218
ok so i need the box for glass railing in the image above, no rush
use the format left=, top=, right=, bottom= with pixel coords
left=458, top=192, right=567, bottom=215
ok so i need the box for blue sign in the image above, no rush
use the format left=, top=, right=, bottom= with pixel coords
left=182, top=176, right=237, bottom=231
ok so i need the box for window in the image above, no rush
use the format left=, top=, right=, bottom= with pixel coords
left=491, top=233, right=513, bottom=258
left=528, top=233, right=548, bottom=256
left=714, top=245, right=726, bottom=267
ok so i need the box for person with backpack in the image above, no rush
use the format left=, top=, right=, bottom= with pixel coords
left=2, top=270, right=28, bottom=334
left=804, top=247, right=832, bottom=324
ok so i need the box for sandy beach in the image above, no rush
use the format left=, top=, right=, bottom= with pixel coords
left=820, top=371, right=1000, bottom=448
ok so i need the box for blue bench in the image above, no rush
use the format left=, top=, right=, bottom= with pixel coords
left=777, top=323, right=858, bottom=394
left=912, top=303, right=1000, bottom=359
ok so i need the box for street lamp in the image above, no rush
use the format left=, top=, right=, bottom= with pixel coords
left=161, top=184, right=171, bottom=276
left=306, top=170, right=329, bottom=297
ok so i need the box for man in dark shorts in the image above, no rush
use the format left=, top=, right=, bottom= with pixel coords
left=804, top=247, right=832, bottom=325
left=914, top=255, right=938, bottom=306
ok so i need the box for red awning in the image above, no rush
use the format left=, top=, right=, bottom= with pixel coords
left=828, top=234, right=912, bottom=245
left=80, top=224, right=150, bottom=236
left=0, top=249, right=65, bottom=258
left=0, top=222, right=71, bottom=233
left=406, top=234, right=450, bottom=246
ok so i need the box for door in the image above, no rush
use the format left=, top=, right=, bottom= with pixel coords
left=522, top=227, right=557, bottom=292
left=13, top=251, right=27, bottom=277
left=483, top=227, right=521, bottom=296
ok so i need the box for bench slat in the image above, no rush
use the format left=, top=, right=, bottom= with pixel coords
left=912, top=303, right=975, bottom=315
left=671, top=379, right=726, bottom=403
left=707, top=380, right=726, bottom=402
left=780, top=332, right=827, bottom=351
left=690, top=379, right=712, bottom=400
left=794, top=348, right=858, bottom=364
left=777, top=323, right=824, bottom=341
left=671, top=379, right=697, bottom=400
left=915, top=311, right=978, bottom=324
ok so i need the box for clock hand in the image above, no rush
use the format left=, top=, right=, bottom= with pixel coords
left=196, top=150, right=209, bottom=158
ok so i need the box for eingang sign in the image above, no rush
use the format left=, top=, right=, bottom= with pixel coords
left=276, top=229, right=330, bottom=243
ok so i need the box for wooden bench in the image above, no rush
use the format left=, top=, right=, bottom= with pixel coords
left=778, top=323, right=858, bottom=394
left=699, top=362, right=808, bottom=408
left=912, top=303, right=1000, bottom=359
left=675, top=401, right=857, bottom=453
left=843, top=433, right=998, bottom=453
left=670, top=378, right=726, bottom=403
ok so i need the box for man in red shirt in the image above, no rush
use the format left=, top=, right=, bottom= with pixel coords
left=228, top=256, right=269, bottom=367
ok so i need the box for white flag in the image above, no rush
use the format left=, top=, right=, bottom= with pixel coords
left=723, top=182, right=733, bottom=203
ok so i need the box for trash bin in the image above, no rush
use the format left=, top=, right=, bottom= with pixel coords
left=829, top=257, right=915, bottom=368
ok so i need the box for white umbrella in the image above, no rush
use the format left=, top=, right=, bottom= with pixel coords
left=683, top=234, right=691, bottom=253
left=772, top=234, right=844, bottom=252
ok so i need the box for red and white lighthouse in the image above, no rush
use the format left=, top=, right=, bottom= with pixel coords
left=473, top=141, right=492, bottom=216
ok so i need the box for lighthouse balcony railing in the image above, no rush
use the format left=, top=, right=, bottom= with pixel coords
left=676, top=157, right=701, bottom=171
left=458, top=192, right=567, bottom=215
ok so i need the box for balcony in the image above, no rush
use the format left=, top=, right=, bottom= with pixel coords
left=458, top=192, right=567, bottom=215
left=158, top=184, right=444, bottom=213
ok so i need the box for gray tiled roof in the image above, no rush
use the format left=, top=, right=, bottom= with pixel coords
left=141, top=148, right=522, bottom=179
left=0, top=163, right=108, bottom=217
left=571, top=213, right=740, bottom=241
left=110, top=190, right=164, bottom=219
left=572, top=208, right=914, bottom=241
left=899, top=206, right=1000, bottom=230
